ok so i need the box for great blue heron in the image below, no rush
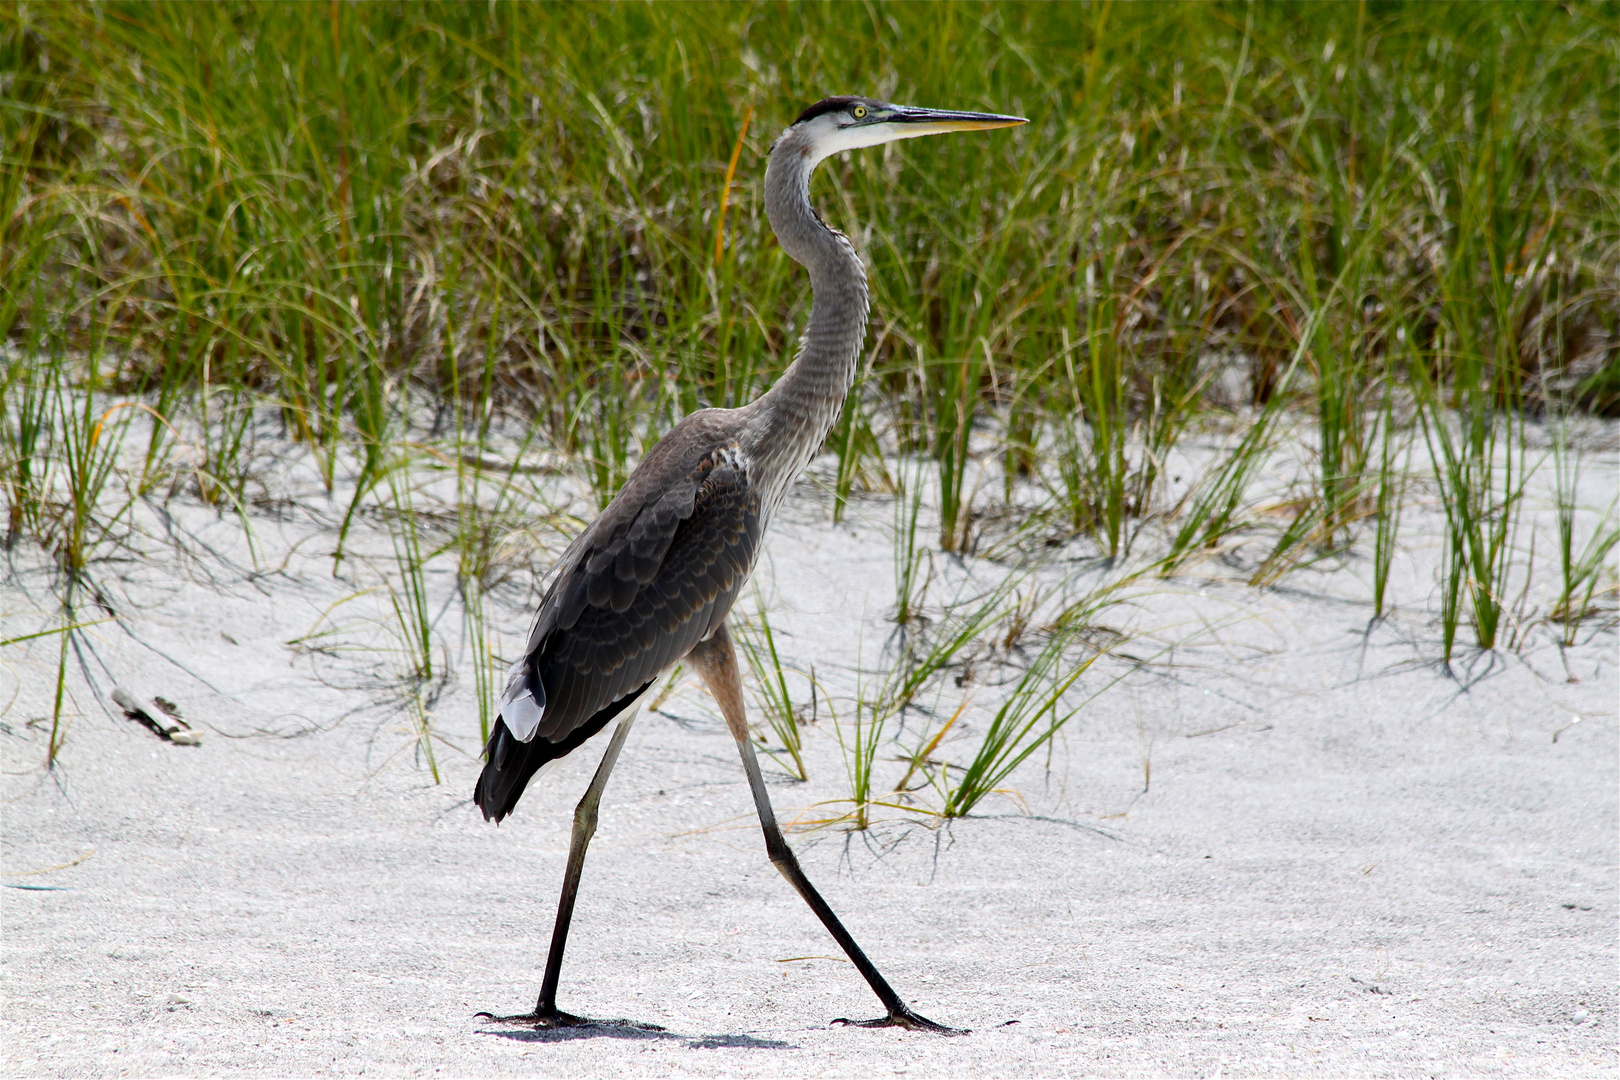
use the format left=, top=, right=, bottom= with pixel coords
left=474, top=95, right=1025, bottom=1035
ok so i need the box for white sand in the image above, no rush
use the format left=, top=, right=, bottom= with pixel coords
left=3, top=426, right=1615, bottom=1077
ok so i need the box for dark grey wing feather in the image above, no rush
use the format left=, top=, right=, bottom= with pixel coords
left=541, top=446, right=757, bottom=735
left=474, top=426, right=760, bottom=821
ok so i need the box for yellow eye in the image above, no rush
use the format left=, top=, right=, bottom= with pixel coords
left=852, top=105, right=867, bottom=119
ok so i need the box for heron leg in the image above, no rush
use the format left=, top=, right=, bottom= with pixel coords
left=504, top=709, right=642, bottom=1029
left=687, top=623, right=964, bottom=1036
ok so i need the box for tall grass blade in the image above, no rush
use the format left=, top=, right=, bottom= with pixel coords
left=733, top=603, right=808, bottom=781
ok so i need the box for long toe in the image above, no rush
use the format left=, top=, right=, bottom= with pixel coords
left=533, top=1009, right=593, bottom=1029
left=477, top=1009, right=668, bottom=1033
left=474, top=1009, right=590, bottom=1028
left=473, top=1010, right=536, bottom=1025
left=832, top=1008, right=968, bottom=1035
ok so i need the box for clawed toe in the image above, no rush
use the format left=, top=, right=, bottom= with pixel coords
left=475, top=1008, right=666, bottom=1032
left=474, top=1009, right=591, bottom=1028
left=832, top=1007, right=967, bottom=1035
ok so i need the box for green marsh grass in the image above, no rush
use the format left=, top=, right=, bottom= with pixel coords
left=940, top=628, right=1099, bottom=819
left=46, top=598, right=70, bottom=768
left=2, top=340, right=50, bottom=550
left=1065, top=246, right=1132, bottom=557
left=733, top=599, right=809, bottom=781
left=835, top=567, right=1027, bottom=830
left=381, top=459, right=443, bottom=785
left=1413, top=318, right=1531, bottom=660
left=9, top=4, right=1613, bottom=566
left=4, top=2, right=1615, bottom=773
left=834, top=695, right=884, bottom=833
left=1370, top=390, right=1411, bottom=619
left=383, top=462, right=435, bottom=687
left=1551, top=422, right=1620, bottom=646
left=890, top=454, right=930, bottom=627
left=878, top=568, right=1026, bottom=721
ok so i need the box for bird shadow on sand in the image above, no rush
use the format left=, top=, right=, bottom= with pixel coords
left=474, top=1017, right=795, bottom=1051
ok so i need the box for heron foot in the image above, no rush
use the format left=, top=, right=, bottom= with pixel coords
left=474, top=1008, right=590, bottom=1029
left=474, top=1008, right=666, bottom=1032
left=832, top=1007, right=967, bottom=1036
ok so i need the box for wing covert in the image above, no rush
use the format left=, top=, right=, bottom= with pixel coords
left=500, top=436, right=761, bottom=751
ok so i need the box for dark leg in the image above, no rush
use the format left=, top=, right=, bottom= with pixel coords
left=688, top=624, right=964, bottom=1035
left=533, top=708, right=638, bottom=1025
left=481, top=710, right=646, bottom=1029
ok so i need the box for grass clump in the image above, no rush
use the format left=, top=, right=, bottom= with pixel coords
left=940, top=627, right=1099, bottom=819
left=1550, top=422, right=1620, bottom=646
left=3, top=2, right=1615, bottom=775
left=733, top=600, right=810, bottom=781
left=8, top=4, right=1612, bottom=503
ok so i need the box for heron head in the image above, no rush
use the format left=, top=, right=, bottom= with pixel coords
left=780, top=96, right=1026, bottom=166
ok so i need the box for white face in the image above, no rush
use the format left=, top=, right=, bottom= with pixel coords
left=790, top=110, right=949, bottom=168
left=784, top=103, right=1025, bottom=169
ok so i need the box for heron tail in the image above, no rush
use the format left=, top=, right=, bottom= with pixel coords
left=473, top=718, right=543, bottom=823
left=473, top=680, right=656, bottom=823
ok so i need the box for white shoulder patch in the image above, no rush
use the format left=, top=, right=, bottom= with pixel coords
left=499, top=659, right=546, bottom=742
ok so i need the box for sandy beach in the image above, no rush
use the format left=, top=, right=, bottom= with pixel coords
left=3, top=423, right=1614, bottom=1078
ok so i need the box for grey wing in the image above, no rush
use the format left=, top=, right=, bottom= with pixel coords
left=506, top=443, right=760, bottom=745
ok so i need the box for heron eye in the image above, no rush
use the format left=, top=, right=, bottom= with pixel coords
left=852, top=105, right=867, bottom=119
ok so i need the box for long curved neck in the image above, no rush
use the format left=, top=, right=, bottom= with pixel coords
left=744, top=135, right=869, bottom=507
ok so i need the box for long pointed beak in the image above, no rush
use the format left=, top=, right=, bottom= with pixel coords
left=887, top=105, right=1028, bottom=135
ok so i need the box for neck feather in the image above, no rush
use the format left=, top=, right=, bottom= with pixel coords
left=744, top=132, right=869, bottom=511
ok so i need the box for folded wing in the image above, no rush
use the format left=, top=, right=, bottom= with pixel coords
left=474, top=433, right=759, bottom=822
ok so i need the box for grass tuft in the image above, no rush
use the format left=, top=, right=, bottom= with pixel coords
left=4, top=1, right=1615, bottom=779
